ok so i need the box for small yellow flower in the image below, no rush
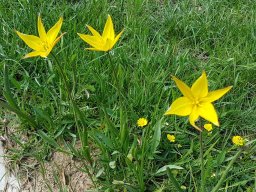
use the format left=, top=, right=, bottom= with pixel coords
left=232, top=136, right=245, bottom=146
left=167, top=134, right=175, bottom=142
left=165, top=71, right=232, bottom=131
left=204, top=123, right=213, bottom=132
left=16, top=15, right=64, bottom=58
left=78, top=15, right=124, bottom=52
left=137, top=118, right=148, bottom=127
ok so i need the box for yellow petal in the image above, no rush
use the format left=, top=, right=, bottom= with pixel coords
left=16, top=31, right=43, bottom=51
left=38, top=15, right=47, bottom=41
left=102, top=15, right=115, bottom=40
left=198, top=103, right=219, bottom=126
left=51, top=33, right=65, bottom=49
left=201, top=86, right=232, bottom=103
left=189, top=107, right=201, bottom=131
left=191, top=71, right=208, bottom=98
left=47, top=17, right=63, bottom=44
left=113, top=29, right=124, bottom=47
left=77, top=33, right=104, bottom=49
left=86, top=25, right=102, bottom=39
left=103, top=38, right=114, bottom=51
left=23, top=51, right=42, bottom=59
left=39, top=51, right=49, bottom=58
left=172, top=76, right=194, bottom=100
left=165, top=97, right=193, bottom=116
left=85, top=47, right=102, bottom=51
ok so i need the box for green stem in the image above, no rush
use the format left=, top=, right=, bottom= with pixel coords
left=138, top=128, right=148, bottom=191
left=200, top=131, right=204, bottom=192
left=50, top=53, right=71, bottom=99
left=50, top=53, right=92, bottom=164
left=211, top=150, right=242, bottom=192
left=107, top=52, right=121, bottom=99
left=107, top=53, right=127, bottom=151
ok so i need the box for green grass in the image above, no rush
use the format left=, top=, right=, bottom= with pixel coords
left=0, top=0, right=256, bottom=191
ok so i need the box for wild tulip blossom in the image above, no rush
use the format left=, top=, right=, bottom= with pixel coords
left=165, top=71, right=232, bottom=131
left=78, top=15, right=124, bottom=51
left=16, top=15, right=64, bottom=58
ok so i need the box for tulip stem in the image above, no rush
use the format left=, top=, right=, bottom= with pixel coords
left=50, top=53, right=71, bottom=99
left=50, top=53, right=92, bottom=165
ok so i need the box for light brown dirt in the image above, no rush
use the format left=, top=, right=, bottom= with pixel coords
left=1, top=114, right=95, bottom=192
left=20, top=151, right=94, bottom=192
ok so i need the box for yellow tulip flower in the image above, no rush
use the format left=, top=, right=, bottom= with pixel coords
left=16, top=15, right=64, bottom=58
left=165, top=71, right=232, bottom=131
left=78, top=15, right=124, bottom=51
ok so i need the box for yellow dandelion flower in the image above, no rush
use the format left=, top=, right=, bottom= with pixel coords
left=232, top=136, right=245, bottom=146
left=204, top=123, right=213, bottom=132
left=137, top=118, right=148, bottom=127
left=167, top=134, right=175, bottom=142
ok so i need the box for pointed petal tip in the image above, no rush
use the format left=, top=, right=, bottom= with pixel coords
left=118, top=28, right=125, bottom=35
left=164, top=105, right=174, bottom=116
left=23, top=54, right=33, bottom=59
left=77, top=32, right=84, bottom=37
left=60, top=32, right=67, bottom=36
left=58, top=17, right=64, bottom=24
left=164, top=111, right=171, bottom=116
left=214, top=121, right=220, bottom=127
left=171, top=75, right=180, bottom=81
left=171, top=75, right=177, bottom=81
left=86, top=24, right=94, bottom=30
left=15, top=30, right=20, bottom=35
left=190, top=122, right=202, bottom=132
left=225, top=85, right=233, bottom=93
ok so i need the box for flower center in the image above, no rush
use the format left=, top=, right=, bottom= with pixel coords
left=42, top=41, right=50, bottom=51
left=193, top=99, right=201, bottom=106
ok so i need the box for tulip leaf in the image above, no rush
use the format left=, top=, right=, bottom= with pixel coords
left=149, top=118, right=164, bottom=158
left=156, top=164, right=184, bottom=175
